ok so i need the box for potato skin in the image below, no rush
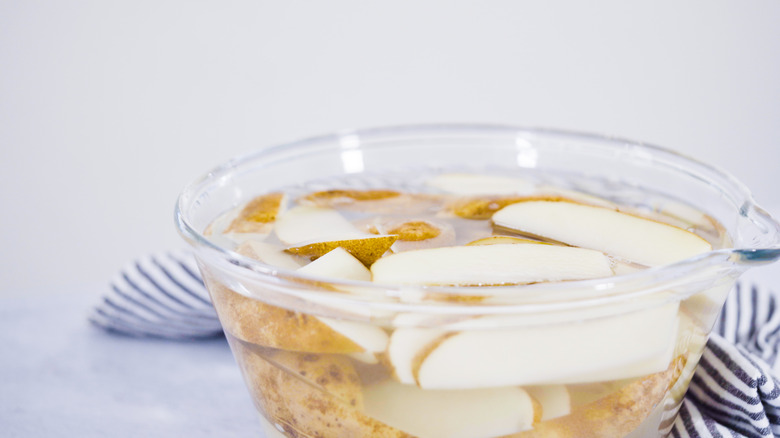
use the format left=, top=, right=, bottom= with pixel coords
left=233, top=342, right=412, bottom=438
left=209, top=283, right=364, bottom=354
left=504, top=358, right=682, bottom=438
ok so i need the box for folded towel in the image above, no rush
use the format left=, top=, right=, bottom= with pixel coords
left=90, top=251, right=780, bottom=437
left=89, top=250, right=221, bottom=340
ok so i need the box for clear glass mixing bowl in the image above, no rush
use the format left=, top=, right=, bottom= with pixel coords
left=176, top=125, right=780, bottom=438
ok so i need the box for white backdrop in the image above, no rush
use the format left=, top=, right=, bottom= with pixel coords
left=2, top=1, right=779, bottom=295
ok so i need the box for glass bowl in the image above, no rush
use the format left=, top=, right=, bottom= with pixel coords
left=176, top=124, right=780, bottom=438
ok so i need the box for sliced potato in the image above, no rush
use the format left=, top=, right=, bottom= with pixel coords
left=235, top=343, right=411, bottom=438
left=297, top=247, right=371, bottom=281
left=371, top=218, right=456, bottom=253
left=447, top=196, right=530, bottom=220
left=274, top=205, right=365, bottom=244
left=525, top=385, right=571, bottom=421
left=371, top=244, right=613, bottom=286
left=413, top=302, right=679, bottom=389
left=466, top=236, right=548, bottom=246
left=386, top=314, right=448, bottom=385
left=286, top=235, right=398, bottom=267
left=299, top=189, right=444, bottom=214
left=263, top=350, right=364, bottom=408
left=427, top=173, right=535, bottom=195
left=492, top=201, right=712, bottom=266
left=363, top=380, right=538, bottom=438
left=226, top=192, right=287, bottom=233
left=212, top=284, right=364, bottom=353
left=505, top=358, right=680, bottom=438
left=302, top=189, right=402, bottom=204
left=236, top=241, right=305, bottom=270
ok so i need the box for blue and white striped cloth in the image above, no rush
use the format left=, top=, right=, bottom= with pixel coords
left=91, top=251, right=780, bottom=437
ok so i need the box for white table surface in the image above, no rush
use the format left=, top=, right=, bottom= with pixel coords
left=0, top=287, right=262, bottom=438
left=2, top=262, right=780, bottom=437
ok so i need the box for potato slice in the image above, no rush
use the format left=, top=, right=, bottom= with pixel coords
left=505, top=359, right=680, bottom=438
left=492, top=201, right=712, bottom=266
left=525, top=385, right=571, bottom=421
left=210, top=248, right=388, bottom=354
left=275, top=205, right=397, bottom=266
left=297, top=247, right=371, bottom=282
left=212, top=284, right=364, bottom=353
left=466, top=236, right=548, bottom=246
left=372, top=218, right=456, bottom=253
left=204, top=207, right=275, bottom=245
left=263, top=350, right=364, bottom=409
left=371, top=244, right=613, bottom=286
left=235, top=344, right=410, bottom=438
left=413, top=302, right=679, bottom=389
left=225, top=192, right=287, bottom=233
left=235, top=241, right=305, bottom=270
left=385, top=314, right=448, bottom=385
left=447, top=196, right=530, bottom=220
left=300, top=189, right=444, bottom=215
left=302, top=189, right=402, bottom=203
left=427, top=173, right=536, bottom=195
left=274, top=205, right=365, bottom=244
left=286, top=235, right=397, bottom=267
left=363, top=380, right=538, bottom=438
left=534, top=186, right=617, bottom=209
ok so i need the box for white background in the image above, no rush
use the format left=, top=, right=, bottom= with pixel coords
left=2, top=1, right=779, bottom=295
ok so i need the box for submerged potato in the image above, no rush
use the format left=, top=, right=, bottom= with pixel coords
left=300, top=189, right=444, bottom=215
left=285, top=235, right=398, bottom=267
left=505, top=358, right=681, bottom=438
left=265, top=350, right=365, bottom=409
left=205, top=176, right=725, bottom=438
left=226, top=192, right=286, bottom=233
left=210, top=284, right=364, bottom=354
left=235, top=343, right=411, bottom=438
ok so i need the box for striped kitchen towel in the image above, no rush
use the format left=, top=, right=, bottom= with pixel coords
left=90, top=251, right=780, bottom=437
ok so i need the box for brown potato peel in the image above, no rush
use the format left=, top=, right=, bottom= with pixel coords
left=235, top=343, right=413, bottom=438
left=226, top=192, right=286, bottom=233
left=504, top=357, right=683, bottom=438
left=210, top=284, right=364, bottom=354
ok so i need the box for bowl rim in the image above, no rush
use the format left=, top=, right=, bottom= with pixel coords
left=174, top=123, right=778, bottom=313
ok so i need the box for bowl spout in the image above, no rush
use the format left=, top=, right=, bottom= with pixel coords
left=733, top=201, right=780, bottom=266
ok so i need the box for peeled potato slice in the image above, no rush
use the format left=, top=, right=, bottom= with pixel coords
left=363, top=380, right=538, bottom=438
left=235, top=241, right=304, bottom=270
left=274, top=205, right=365, bottom=244
left=297, top=247, right=371, bottom=281
left=525, top=385, right=571, bottom=421
left=371, top=244, right=613, bottom=286
left=492, top=201, right=713, bottom=266
left=386, top=314, right=448, bottom=385
left=413, top=302, right=679, bottom=389
left=294, top=248, right=389, bottom=354
left=467, top=236, right=548, bottom=246
left=427, top=173, right=536, bottom=195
